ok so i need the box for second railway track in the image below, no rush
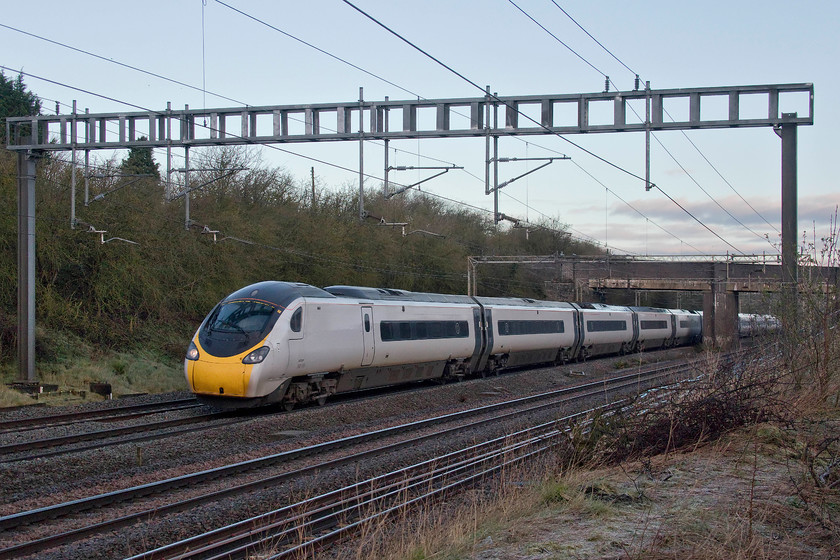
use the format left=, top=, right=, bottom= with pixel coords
left=0, top=355, right=712, bottom=559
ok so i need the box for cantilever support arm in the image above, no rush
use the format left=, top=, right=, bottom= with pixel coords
left=385, top=165, right=463, bottom=198
left=489, top=156, right=569, bottom=193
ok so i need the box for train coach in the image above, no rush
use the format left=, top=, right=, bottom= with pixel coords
left=185, top=281, right=706, bottom=409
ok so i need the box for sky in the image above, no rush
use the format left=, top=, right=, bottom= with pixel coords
left=2, top=0, right=837, bottom=257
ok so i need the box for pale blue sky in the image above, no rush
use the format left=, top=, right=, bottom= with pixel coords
left=3, top=1, right=837, bottom=255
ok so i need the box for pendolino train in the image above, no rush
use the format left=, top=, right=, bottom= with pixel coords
left=185, top=281, right=709, bottom=409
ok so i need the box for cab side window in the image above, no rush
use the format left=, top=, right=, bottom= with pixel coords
left=290, top=308, right=303, bottom=333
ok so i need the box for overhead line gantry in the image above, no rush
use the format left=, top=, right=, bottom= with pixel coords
left=6, top=82, right=814, bottom=382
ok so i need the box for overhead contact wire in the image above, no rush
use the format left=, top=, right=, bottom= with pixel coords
left=5, top=9, right=634, bottom=247
left=506, top=3, right=746, bottom=253
left=547, top=1, right=779, bottom=239
left=340, top=0, right=650, bottom=187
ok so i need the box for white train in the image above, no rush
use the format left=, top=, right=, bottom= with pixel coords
left=737, top=313, right=781, bottom=337
left=185, top=281, right=704, bottom=409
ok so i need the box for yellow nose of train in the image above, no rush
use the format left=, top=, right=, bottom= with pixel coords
left=186, top=338, right=257, bottom=397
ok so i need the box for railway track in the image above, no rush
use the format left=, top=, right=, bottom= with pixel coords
left=0, top=411, right=253, bottom=464
left=0, top=357, right=702, bottom=559
left=134, top=404, right=610, bottom=560
left=0, top=347, right=692, bottom=464
left=137, top=361, right=728, bottom=560
left=0, top=397, right=199, bottom=434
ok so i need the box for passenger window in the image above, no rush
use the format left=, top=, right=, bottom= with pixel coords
left=290, top=308, right=303, bottom=332
left=364, top=314, right=371, bottom=332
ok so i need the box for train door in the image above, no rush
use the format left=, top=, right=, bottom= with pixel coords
left=361, top=306, right=375, bottom=366
left=669, top=314, right=677, bottom=345
left=287, top=303, right=306, bottom=372
left=631, top=313, right=640, bottom=346
left=476, top=307, right=494, bottom=372
left=468, top=307, right=485, bottom=373
left=571, top=310, right=582, bottom=356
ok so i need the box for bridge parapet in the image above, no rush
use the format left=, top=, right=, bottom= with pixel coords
left=588, top=278, right=785, bottom=293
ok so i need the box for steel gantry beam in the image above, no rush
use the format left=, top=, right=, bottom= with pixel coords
left=6, top=83, right=813, bottom=151
left=5, top=83, right=814, bottom=381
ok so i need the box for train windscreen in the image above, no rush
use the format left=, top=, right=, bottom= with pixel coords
left=199, top=300, right=280, bottom=357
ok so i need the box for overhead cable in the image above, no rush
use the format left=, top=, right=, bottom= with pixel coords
left=546, top=1, right=780, bottom=238
left=340, top=0, right=651, bottom=188
left=505, top=2, right=748, bottom=253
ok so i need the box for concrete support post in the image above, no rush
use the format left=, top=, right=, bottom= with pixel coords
left=17, top=149, right=38, bottom=383
left=702, top=286, right=739, bottom=350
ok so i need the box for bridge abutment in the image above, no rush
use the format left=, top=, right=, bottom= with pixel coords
left=703, top=288, right=739, bottom=350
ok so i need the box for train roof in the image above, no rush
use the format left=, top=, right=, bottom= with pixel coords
left=324, top=285, right=476, bottom=304
left=325, top=286, right=583, bottom=308
left=224, top=281, right=335, bottom=308
left=473, top=296, right=576, bottom=309
left=575, top=302, right=631, bottom=311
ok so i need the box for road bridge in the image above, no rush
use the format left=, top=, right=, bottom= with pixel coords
left=470, top=254, right=838, bottom=348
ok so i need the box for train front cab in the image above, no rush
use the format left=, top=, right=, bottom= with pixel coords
left=186, top=281, right=337, bottom=408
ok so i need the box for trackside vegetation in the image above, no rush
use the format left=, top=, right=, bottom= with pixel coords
left=0, top=140, right=601, bottom=402
left=0, top=73, right=600, bottom=403
left=339, top=223, right=840, bottom=560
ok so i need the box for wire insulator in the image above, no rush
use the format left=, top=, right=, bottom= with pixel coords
left=604, top=76, right=610, bottom=93
left=634, top=74, right=640, bottom=91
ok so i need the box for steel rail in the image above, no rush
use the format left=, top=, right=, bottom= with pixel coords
left=0, top=416, right=255, bottom=465
left=190, top=438, right=559, bottom=559
left=0, top=361, right=690, bottom=558
left=141, top=404, right=607, bottom=560
left=275, top=423, right=582, bottom=559
left=0, top=397, right=200, bottom=434
left=0, top=411, right=231, bottom=457
left=0, top=359, right=684, bottom=529
left=0, top=348, right=696, bottom=462
left=156, top=358, right=739, bottom=559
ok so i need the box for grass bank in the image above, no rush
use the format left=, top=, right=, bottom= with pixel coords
left=335, top=336, right=840, bottom=560
left=0, top=328, right=184, bottom=407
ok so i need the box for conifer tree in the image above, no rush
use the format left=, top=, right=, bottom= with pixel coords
left=120, top=137, right=160, bottom=178
left=0, top=71, right=41, bottom=143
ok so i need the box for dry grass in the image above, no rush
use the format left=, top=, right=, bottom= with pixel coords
left=0, top=328, right=184, bottom=406
left=313, top=334, right=840, bottom=560
left=323, top=419, right=839, bottom=560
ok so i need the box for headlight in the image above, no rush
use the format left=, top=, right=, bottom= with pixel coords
left=186, top=341, right=200, bottom=361
left=242, top=346, right=270, bottom=364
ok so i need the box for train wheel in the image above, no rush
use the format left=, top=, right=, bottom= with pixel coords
left=283, top=402, right=295, bottom=412
left=316, top=396, right=327, bottom=407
